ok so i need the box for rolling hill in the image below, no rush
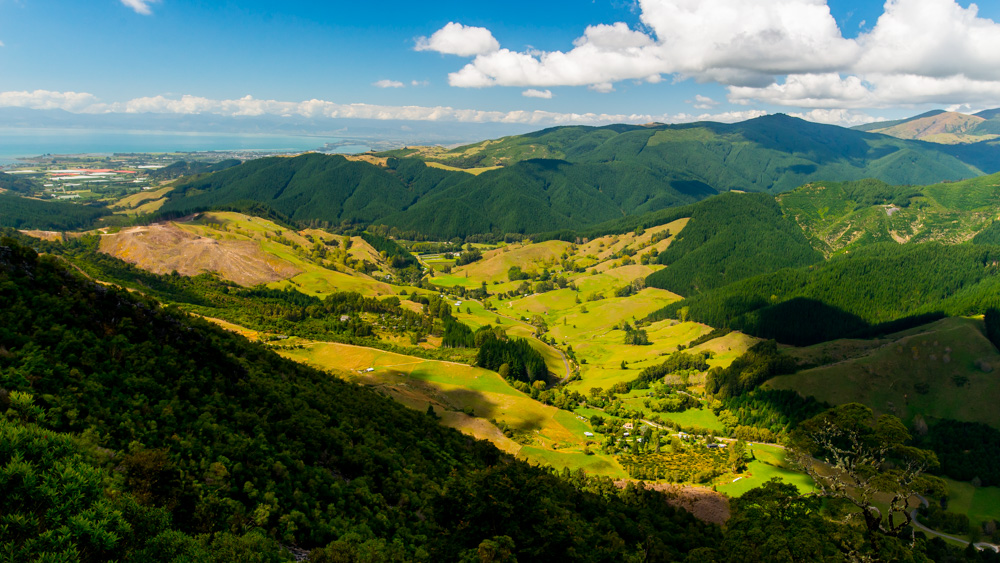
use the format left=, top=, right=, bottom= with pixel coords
left=156, top=114, right=999, bottom=239
left=856, top=108, right=1000, bottom=144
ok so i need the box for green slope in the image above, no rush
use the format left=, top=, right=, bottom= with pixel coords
left=779, top=173, right=1000, bottom=255
left=644, top=192, right=823, bottom=295
left=648, top=242, right=1000, bottom=345
left=0, top=192, right=111, bottom=230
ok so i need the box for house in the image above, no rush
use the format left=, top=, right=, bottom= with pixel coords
left=623, top=431, right=630, bottom=437
left=584, top=432, right=594, bottom=437
left=340, top=315, right=350, bottom=322
left=365, top=367, right=375, bottom=373
left=622, top=423, right=634, bottom=430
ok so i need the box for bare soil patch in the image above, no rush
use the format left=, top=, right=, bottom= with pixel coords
left=615, top=480, right=731, bottom=525
left=100, top=222, right=300, bottom=286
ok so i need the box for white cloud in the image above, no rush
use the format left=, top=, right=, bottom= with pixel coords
left=120, top=0, right=159, bottom=15
left=0, top=89, right=779, bottom=126
left=589, top=83, right=615, bottom=93
left=690, top=94, right=719, bottom=109
left=373, top=79, right=405, bottom=88
left=421, top=0, right=1000, bottom=112
left=522, top=89, right=553, bottom=99
left=0, top=40, right=5, bottom=47
left=788, top=108, right=880, bottom=127
left=0, top=90, right=104, bottom=112
left=411, top=80, right=429, bottom=87
left=415, top=22, right=499, bottom=57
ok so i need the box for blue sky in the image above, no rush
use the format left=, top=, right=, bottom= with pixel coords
left=1, top=0, right=1000, bottom=129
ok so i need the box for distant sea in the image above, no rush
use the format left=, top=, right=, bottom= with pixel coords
left=0, top=128, right=370, bottom=165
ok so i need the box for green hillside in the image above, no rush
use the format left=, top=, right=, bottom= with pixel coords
left=156, top=115, right=999, bottom=239
left=648, top=242, right=1000, bottom=345
left=0, top=192, right=111, bottom=230
left=645, top=192, right=822, bottom=295
left=779, top=173, right=1000, bottom=254
left=0, top=235, right=723, bottom=560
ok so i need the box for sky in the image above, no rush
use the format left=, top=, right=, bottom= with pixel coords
left=1, top=0, right=1000, bottom=130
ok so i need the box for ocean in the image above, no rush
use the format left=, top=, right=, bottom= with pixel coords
left=0, top=128, right=368, bottom=165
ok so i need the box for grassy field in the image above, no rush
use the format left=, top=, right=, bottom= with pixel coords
left=424, top=161, right=502, bottom=175
left=453, top=240, right=573, bottom=283
left=109, top=185, right=173, bottom=213
left=716, top=444, right=815, bottom=496
left=943, top=478, right=1000, bottom=530
left=277, top=340, right=628, bottom=476
left=769, top=317, right=1000, bottom=429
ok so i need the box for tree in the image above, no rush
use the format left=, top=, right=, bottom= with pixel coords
left=728, top=440, right=747, bottom=473
left=791, top=403, right=944, bottom=546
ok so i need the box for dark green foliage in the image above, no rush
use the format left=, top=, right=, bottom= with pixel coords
left=0, top=192, right=110, bottom=230
left=984, top=308, right=1000, bottom=351
left=649, top=242, right=1000, bottom=345
left=630, top=351, right=711, bottom=390
left=0, top=237, right=721, bottom=559
left=0, top=171, right=38, bottom=194
left=645, top=192, right=822, bottom=295
left=161, top=153, right=457, bottom=228
left=358, top=231, right=417, bottom=269
left=973, top=221, right=1000, bottom=245
left=706, top=341, right=797, bottom=399
left=454, top=248, right=482, bottom=266
left=475, top=332, right=548, bottom=383
left=717, top=389, right=829, bottom=437
left=711, top=479, right=863, bottom=562
left=0, top=411, right=292, bottom=562
left=919, top=420, right=1000, bottom=486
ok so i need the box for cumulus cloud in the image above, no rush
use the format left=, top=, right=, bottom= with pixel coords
left=788, top=108, right=881, bottom=127
left=415, top=22, right=499, bottom=57
left=373, top=79, right=405, bottom=88
left=522, top=89, right=553, bottom=99
left=421, top=0, right=1000, bottom=111
left=0, top=90, right=104, bottom=112
left=0, top=89, right=785, bottom=126
left=120, top=0, right=159, bottom=15
left=0, top=40, right=5, bottom=47
left=690, top=94, right=719, bottom=109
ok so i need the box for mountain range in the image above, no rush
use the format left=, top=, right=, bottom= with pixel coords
left=158, top=114, right=1000, bottom=239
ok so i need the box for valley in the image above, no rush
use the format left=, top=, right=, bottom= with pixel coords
left=7, top=112, right=1000, bottom=560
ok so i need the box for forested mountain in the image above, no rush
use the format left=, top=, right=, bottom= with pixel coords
left=644, top=192, right=822, bottom=295
left=412, top=115, right=995, bottom=189
left=156, top=114, right=1000, bottom=239
left=648, top=242, right=1000, bottom=345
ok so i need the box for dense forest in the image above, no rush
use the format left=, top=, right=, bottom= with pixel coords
left=0, top=192, right=111, bottom=230
left=648, top=242, right=1000, bottom=345
left=0, top=236, right=726, bottom=560
left=644, top=192, right=822, bottom=295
